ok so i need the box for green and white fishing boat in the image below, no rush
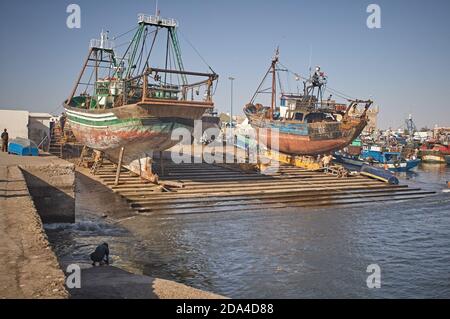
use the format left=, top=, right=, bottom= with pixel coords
left=64, top=12, right=218, bottom=179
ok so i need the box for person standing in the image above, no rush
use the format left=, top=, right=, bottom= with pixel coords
left=59, top=113, right=67, bottom=138
left=1, top=129, right=8, bottom=152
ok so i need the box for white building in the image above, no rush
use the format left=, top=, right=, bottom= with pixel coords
left=0, top=109, right=53, bottom=146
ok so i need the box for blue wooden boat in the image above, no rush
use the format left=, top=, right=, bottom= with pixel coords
left=334, top=149, right=420, bottom=172
left=361, top=150, right=420, bottom=171
left=8, top=138, right=39, bottom=156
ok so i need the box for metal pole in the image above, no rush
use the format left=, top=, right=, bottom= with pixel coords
left=228, top=77, right=235, bottom=128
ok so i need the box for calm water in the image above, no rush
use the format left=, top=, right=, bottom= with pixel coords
left=46, top=164, right=450, bottom=298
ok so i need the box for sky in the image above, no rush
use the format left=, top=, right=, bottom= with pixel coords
left=0, top=0, right=449, bottom=130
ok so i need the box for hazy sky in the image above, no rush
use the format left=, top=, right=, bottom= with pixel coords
left=0, top=0, right=449, bottom=129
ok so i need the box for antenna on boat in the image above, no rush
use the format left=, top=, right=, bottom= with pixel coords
left=308, top=45, right=312, bottom=73
left=155, top=0, right=160, bottom=17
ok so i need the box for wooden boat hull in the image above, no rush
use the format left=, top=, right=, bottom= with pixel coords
left=64, top=101, right=211, bottom=163
left=247, top=116, right=368, bottom=155
left=334, top=153, right=421, bottom=172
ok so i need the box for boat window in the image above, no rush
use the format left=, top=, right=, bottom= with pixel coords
left=305, top=113, right=326, bottom=123
left=294, top=113, right=304, bottom=121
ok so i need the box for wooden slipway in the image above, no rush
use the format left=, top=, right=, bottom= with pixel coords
left=90, top=160, right=435, bottom=216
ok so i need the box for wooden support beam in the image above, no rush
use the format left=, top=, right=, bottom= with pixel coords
left=114, top=147, right=125, bottom=186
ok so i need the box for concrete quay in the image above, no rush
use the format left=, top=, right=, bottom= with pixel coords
left=0, top=164, right=68, bottom=298
left=0, top=152, right=75, bottom=223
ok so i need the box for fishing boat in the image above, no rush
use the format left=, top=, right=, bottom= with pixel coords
left=419, top=142, right=450, bottom=164
left=243, top=50, right=373, bottom=156
left=64, top=13, right=218, bottom=180
left=334, top=147, right=420, bottom=172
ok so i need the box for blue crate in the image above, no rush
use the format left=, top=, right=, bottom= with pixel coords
left=8, top=138, right=39, bottom=156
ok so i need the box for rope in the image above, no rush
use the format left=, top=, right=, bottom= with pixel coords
left=112, top=26, right=139, bottom=40
left=277, top=61, right=357, bottom=101
left=178, top=29, right=216, bottom=74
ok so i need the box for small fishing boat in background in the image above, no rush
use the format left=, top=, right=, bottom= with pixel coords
left=361, top=148, right=421, bottom=171
left=243, top=50, right=373, bottom=156
left=419, top=141, right=450, bottom=164
left=334, top=146, right=420, bottom=172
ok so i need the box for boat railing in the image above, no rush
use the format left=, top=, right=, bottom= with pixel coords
left=137, top=14, right=178, bottom=28
left=289, top=100, right=348, bottom=112
left=90, top=39, right=115, bottom=50
left=72, top=67, right=217, bottom=109
left=37, top=134, right=49, bottom=152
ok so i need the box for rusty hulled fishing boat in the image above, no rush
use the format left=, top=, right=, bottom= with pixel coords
left=64, top=13, right=218, bottom=178
left=244, top=51, right=372, bottom=155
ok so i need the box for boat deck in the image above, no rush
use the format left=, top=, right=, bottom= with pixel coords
left=88, top=160, right=435, bottom=216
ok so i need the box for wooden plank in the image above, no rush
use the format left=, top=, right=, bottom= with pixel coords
left=134, top=195, right=429, bottom=215
left=120, top=183, right=405, bottom=200
left=108, top=176, right=368, bottom=190
left=131, top=190, right=435, bottom=212
left=117, top=179, right=384, bottom=194
left=128, top=186, right=421, bottom=206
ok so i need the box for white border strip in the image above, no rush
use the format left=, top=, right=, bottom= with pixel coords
left=66, top=109, right=117, bottom=119
left=66, top=111, right=117, bottom=122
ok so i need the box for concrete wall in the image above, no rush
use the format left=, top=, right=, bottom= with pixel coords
left=0, top=109, right=29, bottom=139
left=20, top=163, right=75, bottom=223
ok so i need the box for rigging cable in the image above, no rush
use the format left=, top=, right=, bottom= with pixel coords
left=112, top=26, right=139, bottom=41
left=135, top=27, right=149, bottom=78
left=178, top=29, right=216, bottom=74
left=278, top=61, right=357, bottom=101
left=142, top=28, right=159, bottom=73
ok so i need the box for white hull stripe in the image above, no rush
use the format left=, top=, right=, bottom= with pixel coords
left=66, top=110, right=118, bottom=122
left=66, top=109, right=117, bottom=119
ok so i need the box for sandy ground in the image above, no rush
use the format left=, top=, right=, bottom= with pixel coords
left=0, top=164, right=68, bottom=298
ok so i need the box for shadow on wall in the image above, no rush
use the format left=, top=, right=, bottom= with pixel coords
left=21, top=169, right=75, bottom=223
left=28, top=118, right=50, bottom=148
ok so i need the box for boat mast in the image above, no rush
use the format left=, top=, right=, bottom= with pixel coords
left=270, top=49, right=279, bottom=119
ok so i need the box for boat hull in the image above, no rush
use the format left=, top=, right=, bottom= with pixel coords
left=334, top=154, right=420, bottom=172
left=248, top=117, right=367, bottom=156
left=421, top=154, right=446, bottom=164
left=64, top=101, right=210, bottom=163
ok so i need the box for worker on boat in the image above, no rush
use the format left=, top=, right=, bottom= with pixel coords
left=90, top=242, right=110, bottom=266
left=1, top=129, right=8, bottom=152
